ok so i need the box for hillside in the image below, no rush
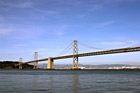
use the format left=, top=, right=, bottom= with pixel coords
left=0, top=61, right=33, bottom=69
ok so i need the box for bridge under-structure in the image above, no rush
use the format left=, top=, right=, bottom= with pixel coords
left=20, top=40, right=140, bottom=70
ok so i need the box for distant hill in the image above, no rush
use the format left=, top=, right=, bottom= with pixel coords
left=0, top=61, right=33, bottom=69
left=1, top=61, right=139, bottom=69
left=38, top=63, right=140, bottom=69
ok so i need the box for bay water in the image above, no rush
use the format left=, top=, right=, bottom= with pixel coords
left=0, top=69, right=140, bottom=93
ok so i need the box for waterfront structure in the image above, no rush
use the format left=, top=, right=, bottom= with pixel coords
left=19, top=40, right=140, bottom=70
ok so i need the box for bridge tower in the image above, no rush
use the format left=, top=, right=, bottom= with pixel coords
left=47, top=57, right=54, bottom=70
left=72, top=40, right=80, bottom=69
left=34, top=52, right=38, bottom=69
left=19, top=57, right=22, bottom=69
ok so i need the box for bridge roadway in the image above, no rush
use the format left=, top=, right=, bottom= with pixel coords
left=24, top=46, right=140, bottom=64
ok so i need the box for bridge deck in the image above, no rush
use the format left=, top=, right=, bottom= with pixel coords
left=24, top=47, right=140, bottom=64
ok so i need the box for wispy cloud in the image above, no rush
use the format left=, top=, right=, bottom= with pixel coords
left=0, top=17, right=4, bottom=22
left=34, top=8, right=60, bottom=15
left=57, top=24, right=69, bottom=36
left=95, top=21, right=114, bottom=29
left=0, top=28, right=13, bottom=35
left=76, top=14, right=87, bottom=19
left=27, top=48, right=59, bottom=57
left=57, top=31, right=64, bottom=36
left=103, top=0, right=139, bottom=4
left=45, top=24, right=69, bottom=36
left=92, top=4, right=103, bottom=10
left=137, top=25, right=140, bottom=28
left=0, top=0, right=33, bottom=8
left=98, top=41, right=126, bottom=45
left=96, top=40, right=140, bottom=46
left=127, top=40, right=140, bottom=46
left=14, top=44, right=28, bottom=47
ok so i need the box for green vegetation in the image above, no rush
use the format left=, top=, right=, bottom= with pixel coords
left=0, top=61, right=33, bottom=69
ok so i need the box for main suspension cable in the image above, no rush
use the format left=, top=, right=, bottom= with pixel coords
left=78, top=42, right=105, bottom=50
left=57, top=42, right=73, bottom=56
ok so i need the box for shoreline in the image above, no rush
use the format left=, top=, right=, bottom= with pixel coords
left=0, top=68, right=140, bottom=70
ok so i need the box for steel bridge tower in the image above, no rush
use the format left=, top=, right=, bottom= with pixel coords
left=34, top=52, right=38, bottom=69
left=72, top=40, right=80, bottom=69
left=19, top=57, right=22, bottom=69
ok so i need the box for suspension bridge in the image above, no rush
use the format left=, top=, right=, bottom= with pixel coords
left=19, top=40, right=140, bottom=70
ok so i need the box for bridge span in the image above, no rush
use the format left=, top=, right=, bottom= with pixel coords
left=19, top=40, right=140, bottom=69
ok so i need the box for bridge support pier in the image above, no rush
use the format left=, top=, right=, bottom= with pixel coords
left=47, top=58, right=54, bottom=70
left=72, top=40, right=81, bottom=70
left=19, top=57, right=22, bottom=69
left=34, top=52, right=38, bottom=70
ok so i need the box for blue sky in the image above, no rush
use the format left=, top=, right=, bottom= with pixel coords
left=0, top=0, right=140, bottom=65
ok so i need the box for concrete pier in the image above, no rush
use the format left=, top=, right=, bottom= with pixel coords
left=71, top=67, right=81, bottom=70
left=47, top=58, right=54, bottom=70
